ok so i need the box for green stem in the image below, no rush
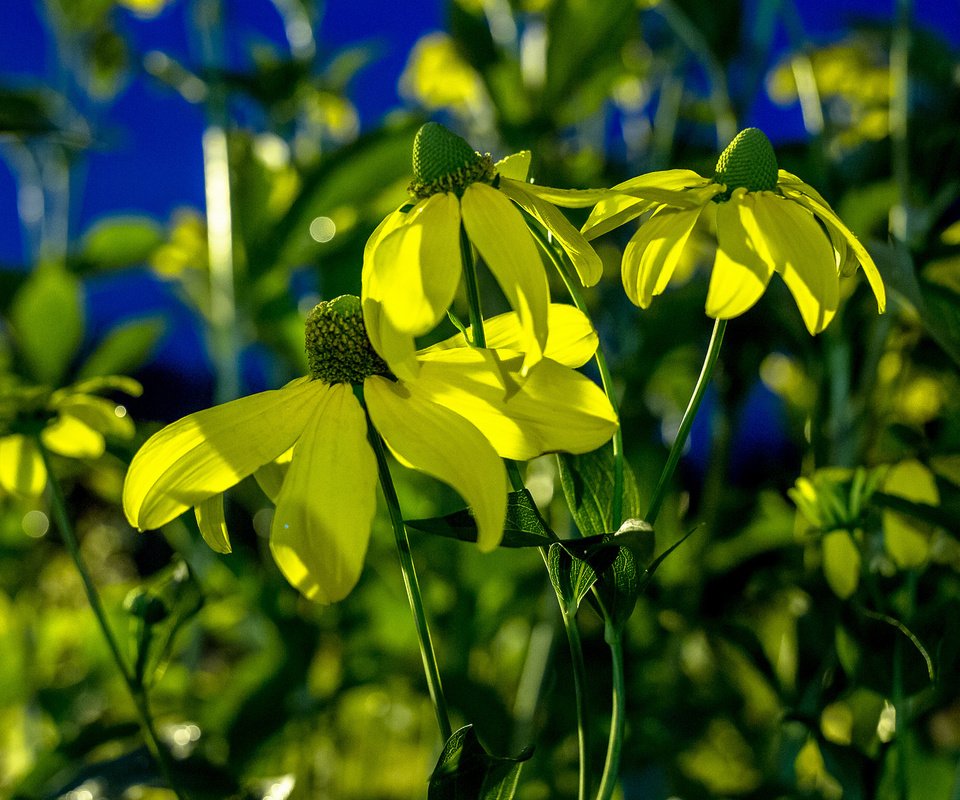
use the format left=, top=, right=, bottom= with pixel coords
left=561, top=605, right=591, bottom=800
left=37, top=440, right=188, bottom=800
left=595, top=627, right=626, bottom=800
left=528, top=224, right=625, bottom=528
left=646, top=318, right=727, bottom=526
left=370, top=427, right=453, bottom=742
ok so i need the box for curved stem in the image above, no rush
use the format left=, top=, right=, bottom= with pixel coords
left=595, top=627, right=625, bottom=800
left=561, top=605, right=591, bottom=800
left=370, top=427, right=453, bottom=742
left=37, top=440, right=188, bottom=800
left=646, top=318, right=726, bottom=526
left=528, top=224, right=625, bottom=528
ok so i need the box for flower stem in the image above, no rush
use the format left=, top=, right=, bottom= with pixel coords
left=36, top=439, right=188, bottom=800
left=561, top=603, right=592, bottom=800
left=370, top=428, right=453, bottom=742
left=645, top=317, right=726, bottom=526
left=527, top=224, right=625, bottom=528
left=595, top=626, right=626, bottom=800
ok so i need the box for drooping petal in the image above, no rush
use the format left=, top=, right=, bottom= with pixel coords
left=706, top=192, right=775, bottom=319
left=421, top=303, right=598, bottom=368
left=195, top=495, right=231, bottom=554
left=407, top=349, right=619, bottom=461
left=253, top=447, right=293, bottom=503
left=582, top=194, right=659, bottom=241
left=746, top=194, right=839, bottom=335
left=361, top=293, right=420, bottom=382
left=503, top=179, right=609, bottom=209
left=371, top=192, right=463, bottom=335
left=499, top=180, right=603, bottom=286
left=0, top=434, right=46, bottom=496
left=365, top=375, right=507, bottom=551
left=780, top=185, right=886, bottom=313
left=622, top=205, right=704, bottom=307
left=41, top=414, right=105, bottom=459
left=124, top=379, right=324, bottom=531
left=461, top=182, right=549, bottom=372
left=270, top=382, right=378, bottom=603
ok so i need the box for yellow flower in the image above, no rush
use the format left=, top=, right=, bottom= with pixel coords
left=362, top=122, right=604, bottom=379
left=583, top=128, right=886, bottom=334
left=123, top=296, right=617, bottom=604
left=0, top=375, right=141, bottom=497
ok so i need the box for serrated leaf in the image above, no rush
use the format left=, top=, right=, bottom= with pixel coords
left=406, top=489, right=555, bottom=547
left=76, top=317, right=164, bottom=381
left=11, top=266, right=84, bottom=384
left=548, top=542, right=598, bottom=610
left=428, top=724, right=532, bottom=800
left=558, top=446, right=642, bottom=537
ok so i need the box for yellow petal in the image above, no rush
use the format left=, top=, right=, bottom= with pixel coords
left=706, top=193, right=775, bottom=319
left=495, top=151, right=531, bottom=181
left=195, top=495, right=231, bottom=554
left=408, top=349, right=619, bottom=461
left=779, top=178, right=886, bottom=313
left=365, top=375, right=507, bottom=551
left=124, top=380, right=323, bottom=531
left=747, top=195, right=838, bottom=334
left=253, top=447, right=293, bottom=503
left=422, top=303, right=598, bottom=368
left=461, top=183, right=550, bottom=373
left=622, top=205, right=704, bottom=307
left=582, top=194, right=658, bottom=240
left=53, top=394, right=135, bottom=440
left=41, top=414, right=106, bottom=459
left=499, top=180, right=603, bottom=286
left=0, top=435, right=46, bottom=496
left=372, top=192, right=462, bottom=335
left=270, top=383, right=377, bottom=603
left=822, top=530, right=860, bottom=599
left=505, top=180, right=609, bottom=209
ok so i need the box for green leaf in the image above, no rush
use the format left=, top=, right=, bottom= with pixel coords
left=11, top=266, right=84, bottom=384
left=428, top=724, right=532, bottom=800
left=557, top=446, right=642, bottom=537
left=79, top=215, right=164, bottom=270
left=406, top=489, right=555, bottom=547
left=75, top=317, right=164, bottom=381
left=548, top=542, right=598, bottom=610
left=593, top=546, right=641, bottom=632
left=822, top=530, right=861, bottom=599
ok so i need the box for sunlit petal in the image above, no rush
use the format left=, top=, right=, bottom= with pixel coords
left=195, top=494, right=231, bottom=554
left=408, top=349, right=618, bottom=461
left=0, top=434, right=46, bottom=496
left=706, top=193, right=775, bottom=319
left=366, top=375, right=507, bottom=551
left=504, top=179, right=609, bottom=209
left=361, top=284, right=420, bottom=382
left=782, top=187, right=886, bottom=312
left=41, top=414, right=105, bottom=459
left=270, top=383, right=377, bottom=603
left=582, top=195, right=659, bottom=240
left=622, top=206, right=704, bottom=307
left=373, top=192, right=462, bottom=335
left=422, top=303, right=598, bottom=368
left=53, top=394, right=135, bottom=440
left=461, top=183, right=549, bottom=372
left=253, top=447, right=293, bottom=503
left=495, top=151, right=531, bottom=181
left=748, top=194, right=839, bottom=334
left=499, top=180, right=603, bottom=286
left=124, top=380, right=323, bottom=531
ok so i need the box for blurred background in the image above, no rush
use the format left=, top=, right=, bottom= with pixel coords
left=2, top=1, right=960, bottom=798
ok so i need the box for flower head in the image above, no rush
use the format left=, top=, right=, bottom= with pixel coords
left=0, top=375, right=141, bottom=497
left=123, top=296, right=617, bottom=604
left=583, top=127, right=886, bottom=334
left=362, top=122, right=604, bottom=379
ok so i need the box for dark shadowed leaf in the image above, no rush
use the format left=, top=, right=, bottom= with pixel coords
left=428, top=724, right=532, bottom=800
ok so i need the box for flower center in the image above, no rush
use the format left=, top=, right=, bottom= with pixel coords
left=409, top=121, right=496, bottom=199
left=305, top=295, right=389, bottom=384
left=713, top=127, right=779, bottom=194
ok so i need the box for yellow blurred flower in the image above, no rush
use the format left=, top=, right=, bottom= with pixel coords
left=400, top=33, right=488, bottom=115
left=583, top=127, right=886, bottom=334
left=123, top=296, right=617, bottom=603
left=362, top=122, right=604, bottom=379
left=0, top=375, right=141, bottom=497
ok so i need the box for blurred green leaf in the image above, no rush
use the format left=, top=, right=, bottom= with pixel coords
left=428, top=724, right=531, bottom=800
left=79, top=215, right=165, bottom=270
left=11, top=266, right=84, bottom=384
left=406, top=489, right=555, bottom=547
left=76, top=316, right=164, bottom=381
